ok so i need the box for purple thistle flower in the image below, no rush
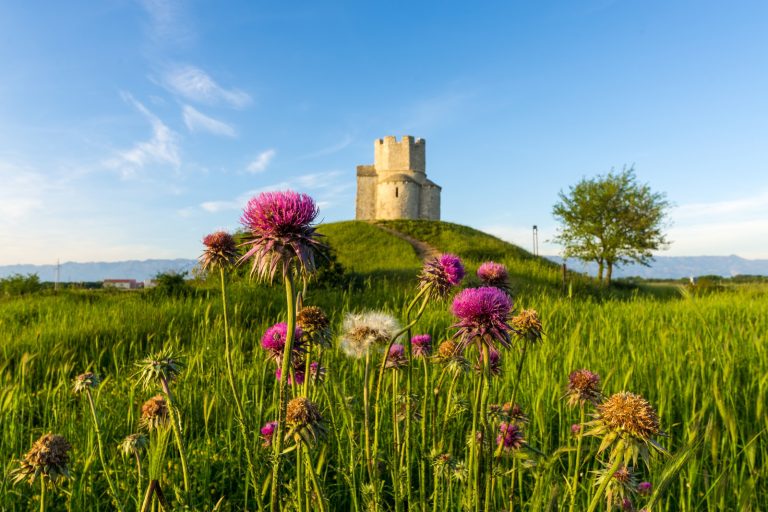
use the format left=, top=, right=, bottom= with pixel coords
left=200, top=231, right=238, bottom=272
left=637, top=481, right=652, bottom=496
left=239, top=190, right=324, bottom=283
left=261, top=322, right=304, bottom=362
left=309, top=361, right=326, bottom=384
left=477, top=261, right=510, bottom=292
left=411, top=334, right=432, bottom=358
left=275, top=366, right=305, bottom=385
left=418, top=253, right=465, bottom=299
left=571, top=423, right=582, bottom=435
left=451, top=286, right=514, bottom=354
left=565, top=368, right=603, bottom=407
left=474, top=349, right=502, bottom=377
left=496, top=422, right=525, bottom=452
left=385, top=343, right=408, bottom=369
left=260, top=421, right=278, bottom=447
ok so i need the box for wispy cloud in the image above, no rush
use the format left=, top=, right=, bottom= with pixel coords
left=200, top=171, right=350, bottom=213
left=247, top=149, right=276, bottom=173
left=299, top=134, right=353, bottom=159
left=106, top=93, right=181, bottom=177
left=182, top=105, right=236, bottom=137
left=0, top=163, right=45, bottom=220
left=140, top=0, right=194, bottom=46
left=674, top=190, right=768, bottom=220
left=164, top=65, right=251, bottom=108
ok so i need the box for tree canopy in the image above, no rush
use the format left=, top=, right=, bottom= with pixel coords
left=552, top=167, right=670, bottom=284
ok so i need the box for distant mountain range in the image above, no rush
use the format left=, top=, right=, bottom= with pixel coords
left=1, top=255, right=766, bottom=282
left=546, top=255, right=768, bottom=279
left=0, top=259, right=198, bottom=283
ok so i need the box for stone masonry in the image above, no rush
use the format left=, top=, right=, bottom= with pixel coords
left=355, top=135, right=441, bottom=220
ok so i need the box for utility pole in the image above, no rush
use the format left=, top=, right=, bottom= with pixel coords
left=55, top=259, right=60, bottom=291
left=532, top=225, right=539, bottom=257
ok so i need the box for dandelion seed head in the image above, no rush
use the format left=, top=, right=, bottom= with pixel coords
left=339, top=311, right=400, bottom=358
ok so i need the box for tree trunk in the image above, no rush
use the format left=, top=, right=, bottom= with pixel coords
left=606, top=262, right=613, bottom=286
left=597, top=260, right=604, bottom=283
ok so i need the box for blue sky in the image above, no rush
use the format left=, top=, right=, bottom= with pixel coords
left=2, top=0, right=767, bottom=265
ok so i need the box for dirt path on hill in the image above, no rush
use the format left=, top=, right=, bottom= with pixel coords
left=372, top=223, right=441, bottom=262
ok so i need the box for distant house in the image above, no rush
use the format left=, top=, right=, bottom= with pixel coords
left=103, top=279, right=142, bottom=290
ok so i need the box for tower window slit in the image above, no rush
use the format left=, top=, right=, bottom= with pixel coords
left=395, top=187, right=398, bottom=198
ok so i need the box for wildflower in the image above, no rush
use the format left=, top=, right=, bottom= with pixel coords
left=200, top=231, right=238, bottom=272
left=119, top=433, right=148, bottom=458
left=585, top=391, right=666, bottom=466
left=297, top=305, right=332, bottom=348
left=571, top=423, right=582, bottom=435
left=594, top=463, right=638, bottom=510
left=309, top=361, right=326, bottom=383
left=285, top=397, right=325, bottom=444
left=140, top=395, right=170, bottom=431
left=72, top=371, right=101, bottom=394
left=385, top=344, right=408, bottom=369
left=436, top=340, right=458, bottom=359
left=565, top=369, right=603, bottom=407
left=339, top=311, right=400, bottom=358
left=496, top=422, right=525, bottom=452
left=239, top=190, right=323, bottom=283
left=275, top=366, right=305, bottom=385
left=418, top=253, right=465, bottom=299
left=637, top=481, right=652, bottom=496
left=477, top=261, right=510, bottom=292
left=261, top=322, right=304, bottom=362
left=511, top=309, right=543, bottom=343
left=260, top=421, right=278, bottom=447
left=135, top=350, right=184, bottom=390
left=451, top=286, right=514, bottom=354
left=12, top=433, right=72, bottom=485
left=474, top=349, right=502, bottom=377
left=411, top=334, right=432, bottom=358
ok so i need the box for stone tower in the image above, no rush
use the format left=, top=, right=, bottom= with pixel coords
left=355, top=135, right=441, bottom=220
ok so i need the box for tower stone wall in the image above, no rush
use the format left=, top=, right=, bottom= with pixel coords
left=355, top=135, right=440, bottom=221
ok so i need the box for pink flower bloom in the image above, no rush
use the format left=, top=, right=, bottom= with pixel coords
left=496, top=422, right=524, bottom=451
left=451, top=286, right=513, bottom=353
left=385, top=343, right=408, bottom=369
left=411, top=334, right=432, bottom=358
left=239, top=190, right=323, bottom=283
left=571, top=423, right=582, bottom=435
left=418, top=253, right=465, bottom=299
left=261, top=322, right=304, bottom=361
left=637, top=481, right=652, bottom=496
left=260, top=421, right=278, bottom=447
left=477, top=261, right=510, bottom=292
left=275, top=366, right=305, bottom=385
left=474, top=349, right=502, bottom=377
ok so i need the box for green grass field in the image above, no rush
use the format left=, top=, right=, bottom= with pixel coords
left=1, top=221, right=765, bottom=511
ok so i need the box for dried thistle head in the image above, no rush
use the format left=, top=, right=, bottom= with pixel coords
left=13, top=433, right=72, bottom=486
left=565, top=369, right=603, bottom=407
left=418, top=254, right=465, bottom=300
left=72, top=371, right=101, bottom=394
left=297, top=306, right=332, bottom=348
left=285, top=396, right=325, bottom=445
left=436, top=340, right=458, bottom=360
left=200, top=231, right=238, bottom=272
left=435, top=340, right=469, bottom=374
left=339, top=311, right=400, bottom=359
left=119, top=433, right=148, bottom=458
left=585, top=391, right=666, bottom=467
left=140, top=395, right=170, bottom=431
left=511, top=309, right=543, bottom=344
left=135, top=349, right=184, bottom=389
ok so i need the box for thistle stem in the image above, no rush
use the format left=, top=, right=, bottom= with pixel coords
left=510, top=341, right=529, bottom=408
left=270, top=273, right=297, bottom=512
left=160, top=378, right=190, bottom=497
left=568, top=405, right=586, bottom=512
left=304, top=447, right=327, bottom=512
left=586, top=454, right=624, bottom=512
left=85, top=390, right=124, bottom=512
left=39, top=478, right=45, bottom=512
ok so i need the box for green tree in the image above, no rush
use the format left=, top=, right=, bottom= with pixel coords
left=552, top=167, right=670, bottom=285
